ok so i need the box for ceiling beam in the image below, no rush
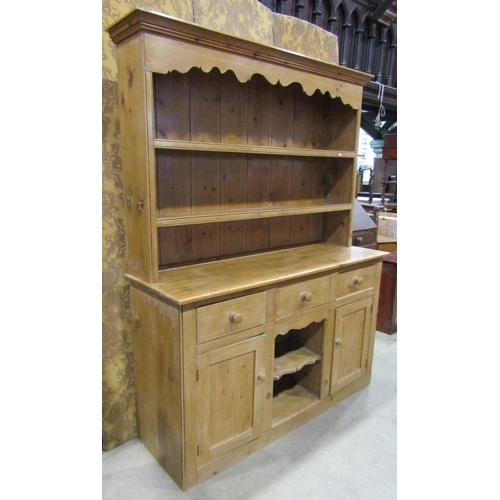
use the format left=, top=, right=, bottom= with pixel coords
left=370, top=0, right=395, bottom=23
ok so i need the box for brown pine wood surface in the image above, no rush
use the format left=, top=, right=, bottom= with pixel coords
left=126, top=243, right=386, bottom=305
left=273, top=346, right=322, bottom=380
left=272, top=384, right=318, bottom=426
left=153, top=139, right=357, bottom=157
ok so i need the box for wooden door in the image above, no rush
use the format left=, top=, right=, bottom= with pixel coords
left=330, top=297, right=373, bottom=394
left=197, top=335, right=267, bottom=465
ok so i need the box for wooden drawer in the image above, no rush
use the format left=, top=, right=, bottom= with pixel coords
left=277, top=276, right=330, bottom=318
left=197, top=292, right=267, bottom=344
left=336, top=265, right=375, bottom=300
left=352, top=229, right=377, bottom=247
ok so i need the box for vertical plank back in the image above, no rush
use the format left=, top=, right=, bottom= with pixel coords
left=190, top=68, right=221, bottom=143
left=156, top=150, right=192, bottom=217
left=158, top=226, right=193, bottom=266
left=221, top=154, right=247, bottom=210
left=247, top=74, right=273, bottom=146
left=221, top=71, right=248, bottom=145
left=191, top=152, right=221, bottom=212
left=293, top=88, right=315, bottom=149
left=247, top=156, right=271, bottom=209
left=272, top=83, right=296, bottom=148
left=155, top=71, right=190, bottom=141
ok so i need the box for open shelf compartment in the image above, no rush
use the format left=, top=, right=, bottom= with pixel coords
left=272, top=321, right=324, bottom=426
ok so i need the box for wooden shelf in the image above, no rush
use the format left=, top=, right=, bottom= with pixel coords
left=154, top=139, right=356, bottom=159
left=273, top=346, right=321, bottom=380
left=156, top=204, right=352, bottom=227
left=272, top=384, right=318, bottom=426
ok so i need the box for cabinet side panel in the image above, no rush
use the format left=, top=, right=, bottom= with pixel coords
left=323, top=211, right=351, bottom=246
left=129, top=287, right=184, bottom=488
left=329, top=98, right=358, bottom=151
left=117, top=34, right=153, bottom=281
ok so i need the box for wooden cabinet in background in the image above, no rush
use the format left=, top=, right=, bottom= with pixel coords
left=377, top=251, right=397, bottom=334
left=108, top=8, right=387, bottom=491
left=352, top=199, right=378, bottom=249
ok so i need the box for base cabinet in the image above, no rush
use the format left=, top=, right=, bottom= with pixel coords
left=128, top=252, right=383, bottom=490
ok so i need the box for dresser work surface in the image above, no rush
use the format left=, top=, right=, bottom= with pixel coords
left=127, top=243, right=387, bottom=305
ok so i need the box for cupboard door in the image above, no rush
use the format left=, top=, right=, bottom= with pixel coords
left=330, top=297, right=373, bottom=394
left=197, top=335, right=267, bottom=465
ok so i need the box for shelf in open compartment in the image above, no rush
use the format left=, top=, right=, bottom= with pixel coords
left=156, top=203, right=352, bottom=227
left=272, top=381, right=319, bottom=426
left=273, top=345, right=322, bottom=380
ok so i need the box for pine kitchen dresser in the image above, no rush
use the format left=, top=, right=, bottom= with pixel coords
left=107, top=7, right=387, bottom=491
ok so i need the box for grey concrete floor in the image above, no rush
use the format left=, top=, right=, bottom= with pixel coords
left=103, top=331, right=397, bottom=500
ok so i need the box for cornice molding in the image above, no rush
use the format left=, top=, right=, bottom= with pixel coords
left=107, top=8, right=373, bottom=88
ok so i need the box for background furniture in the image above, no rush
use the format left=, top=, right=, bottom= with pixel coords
left=108, top=8, right=386, bottom=491
left=376, top=251, right=397, bottom=334
left=352, top=199, right=378, bottom=249
left=377, top=234, right=397, bottom=252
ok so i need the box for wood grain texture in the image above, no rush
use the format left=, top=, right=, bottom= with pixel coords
left=116, top=34, right=154, bottom=281
left=132, top=244, right=386, bottom=304
left=129, top=286, right=183, bottom=487
left=197, top=335, right=267, bottom=465
left=331, top=296, right=373, bottom=393
left=196, top=291, right=267, bottom=344
left=276, top=275, right=330, bottom=318
left=107, top=6, right=385, bottom=491
left=376, top=252, right=397, bottom=334
left=142, top=31, right=368, bottom=102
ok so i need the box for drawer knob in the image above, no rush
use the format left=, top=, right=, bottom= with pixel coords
left=257, top=372, right=267, bottom=381
left=353, top=276, right=363, bottom=286
left=229, top=311, right=243, bottom=324
left=335, top=338, right=343, bottom=346
left=300, top=291, right=313, bottom=302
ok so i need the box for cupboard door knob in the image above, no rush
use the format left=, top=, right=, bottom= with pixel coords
left=335, top=338, right=343, bottom=346
left=257, top=372, right=267, bottom=381
left=353, top=276, right=363, bottom=286
left=301, top=291, right=313, bottom=302
left=229, top=311, right=243, bottom=324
